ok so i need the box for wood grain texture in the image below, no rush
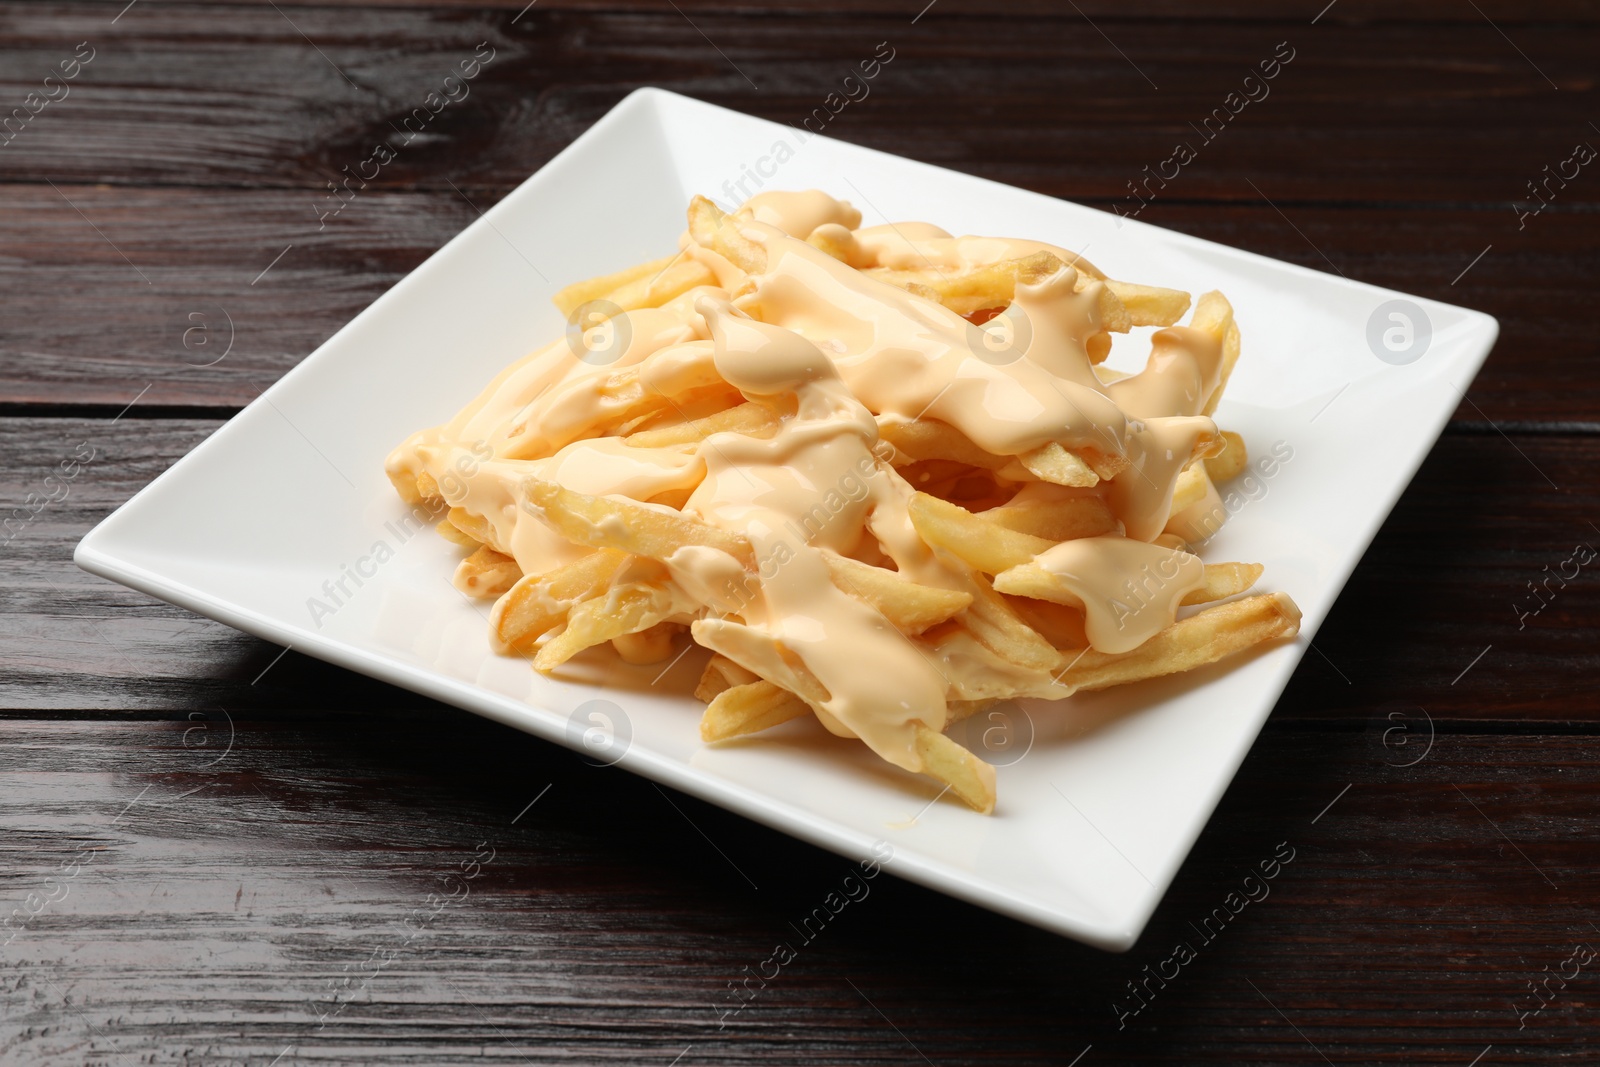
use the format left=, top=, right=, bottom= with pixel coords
left=0, top=4, right=1595, bottom=201
left=4, top=417, right=1596, bottom=721
left=0, top=186, right=1595, bottom=422
left=0, top=713, right=1595, bottom=1064
left=35, top=0, right=1600, bottom=16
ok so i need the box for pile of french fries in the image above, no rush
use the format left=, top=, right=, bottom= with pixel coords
left=387, top=191, right=1301, bottom=814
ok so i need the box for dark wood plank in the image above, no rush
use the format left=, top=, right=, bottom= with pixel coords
left=5, top=416, right=1597, bottom=721
left=0, top=417, right=444, bottom=712
left=0, top=4, right=1594, bottom=204
left=0, top=709, right=1595, bottom=1064
left=48, top=0, right=1600, bottom=17
left=0, top=186, right=476, bottom=409
left=1, top=188, right=1592, bottom=423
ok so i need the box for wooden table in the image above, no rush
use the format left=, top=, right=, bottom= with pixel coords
left=3, top=2, right=1597, bottom=1062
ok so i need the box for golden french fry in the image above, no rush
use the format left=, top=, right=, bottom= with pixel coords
left=447, top=507, right=507, bottom=554
left=1189, top=289, right=1233, bottom=341
left=688, top=195, right=767, bottom=274
left=1056, top=592, right=1300, bottom=691
left=1103, top=280, right=1192, bottom=327
left=1004, top=594, right=1089, bottom=650
left=961, top=579, right=1061, bottom=671
left=824, top=553, right=974, bottom=635
left=693, top=621, right=995, bottom=811
left=436, top=518, right=479, bottom=548
left=1083, top=280, right=1133, bottom=335
left=455, top=546, right=521, bottom=599
left=553, top=254, right=679, bottom=318
left=877, top=418, right=1009, bottom=470
left=1181, top=562, right=1263, bottom=605
left=1022, top=442, right=1129, bottom=487
left=522, top=479, right=755, bottom=570
left=695, top=654, right=760, bottom=703
left=1019, top=443, right=1100, bottom=487
left=992, top=559, right=1260, bottom=609
left=613, top=622, right=680, bottom=665
left=1207, top=321, right=1241, bottom=418
left=807, top=225, right=857, bottom=263
left=909, top=492, right=1052, bottom=574
left=1085, top=332, right=1113, bottom=364
left=1187, top=291, right=1238, bottom=417
left=491, top=549, right=627, bottom=653
left=700, top=679, right=810, bottom=742
left=914, top=724, right=996, bottom=814
left=865, top=252, right=1064, bottom=316
left=1171, top=464, right=1209, bottom=515
left=599, top=257, right=718, bottom=314
left=943, top=697, right=1000, bottom=725
left=505, top=362, right=743, bottom=451
left=690, top=618, right=831, bottom=706
left=981, top=495, right=1118, bottom=541
left=1205, top=431, right=1248, bottom=483
left=627, top=401, right=782, bottom=448
left=534, top=582, right=678, bottom=671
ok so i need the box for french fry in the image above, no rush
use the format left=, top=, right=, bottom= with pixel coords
left=1207, top=321, right=1241, bottom=418
left=1103, top=280, right=1192, bottom=327
left=552, top=254, right=679, bottom=318
left=700, top=679, right=810, bottom=742
left=981, top=495, right=1118, bottom=541
left=1171, top=464, right=1209, bottom=515
left=961, top=579, right=1061, bottom=671
left=1187, top=291, right=1239, bottom=418
left=627, top=401, right=782, bottom=448
left=878, top=418, right=1010, bottom=470
left=613, top=622, right=680, bottom=665
left=1004, top=595, right=1089, bottom=650
left=865, top=255, right=1136, bottom=344
left=914, top=724, right=996, bottom=814
left=1204, top=430, right=1248, bottom=482
left=454, top=546, right=521, bottom=598
left=992, top=560, right=1261, bottom=608
left=491, top=549, right=627, bottom=653
left=1019, top=443, right=1101, bottom=487
left=695, top=654, right=760, bottom=703
left=694, top=618, right=999, bottom=807
left=866, top=251, right=1063, bottom=317
left=534, top=581, right=679, bottom=671
left=507, top=362, right=743, bottom=451
left=522, top=479, right=755, bottom=569
left=690, top=618, right=831, bottom=706
left=1056, top=593, right=1300, bottom=691
left=688, top=195, right=767, bottom=274
left=1182, top=562, right=1263, bottom=605
left=909, top=492, right=1052, bottom=574
left=807, top=225, right=859, bottom=264
left=599, top=257, right=719, bottom=315
left=447, top=507, right=507, bottom=554
left=436, top=517, right=479, bottom=548
left=824, top=553, right=973, bottom=635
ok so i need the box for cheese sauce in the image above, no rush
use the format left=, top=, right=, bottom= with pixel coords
left=387, top=190, right=1233, bottom=774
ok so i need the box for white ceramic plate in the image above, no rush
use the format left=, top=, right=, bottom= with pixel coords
left=77, top=88, right=1496, bottom=950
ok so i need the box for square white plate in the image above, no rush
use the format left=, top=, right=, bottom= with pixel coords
left=77, top=88, right=1496, bottom=950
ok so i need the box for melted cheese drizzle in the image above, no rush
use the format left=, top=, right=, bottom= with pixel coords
left=387, top=189, right=1228, bottom=774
